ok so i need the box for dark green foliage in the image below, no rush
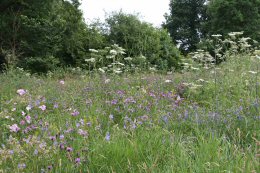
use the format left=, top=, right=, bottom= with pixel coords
left=0, top=0, right=89, bottom=70
left=207, top=0, right=260, bottom=41
left=21, top=56, right=59, bottom=74
left=163, top=0, right=208, bottom=54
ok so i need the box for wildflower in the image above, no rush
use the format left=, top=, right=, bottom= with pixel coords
left=17, top=89, right=27, bottom=96
left=39, top=105, right=46, bottom=111
left=75, top=158, right=81, bottom=164
left=18, top=163, right=26, bottom=169
left=165, top=79, right=172, bottom=83
left=105, top=132, right=110, bottom=141
left=248, top=71, right=257, bottom=74
left=53, top=103, right=59, bottom=109
left=22, top=111, right=26, bottom=116
left=49, top=136, right=56, bottom=141
left=9, top=124, right=20, bottom=132
left=109, top=114, right=114, bottom=120
left=25, top=115, right=31, bottom=124
left=59, top=80, right=65, bottom=85
left=34, top=149, right=38, bottom=155
left=89, top=49, right=98, bottom=53
left=124, top=57, right=132, bottom=61
left=78, top=129, right=88, bottom=137
left=211, top=34, right=222, bottom=37
left=11, top=108, right=16, bottom=111
left=66, top=147, right=73, bottom=152
left=105, top=79, right=110, bottom=84
left=71, top=110, right=79, bottom=116
left=9, top=150, right=14, bottom=155
left=98, top=68, right=105, bottom=73
left=59, top=135, right=64, bottom=140
left=85, top=58, right=95, bottom=63
left=48, top=165, right=53, bottom=171
left=59, top=143, right=65, bottom=150
left=113, top=69, right=122, bottom=74
left=110, top=49, right=117, bottom=55
left=111, top=99, right=118, bottom=105
left=26, top=104, right=32, bottom=111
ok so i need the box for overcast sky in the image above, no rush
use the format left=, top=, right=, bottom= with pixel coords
left=80, top=0, right=170, bottom=27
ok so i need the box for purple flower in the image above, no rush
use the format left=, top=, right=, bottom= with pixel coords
left=9, top=150, right=14, bottom=155
left=25, top=115, right=31, bottom=124
left=39, top=105, right=46, bottom=111
left=71, top=110, right=79, bottom=116
left=75, top=158, right=81, bottom=164
left=48, top=165, right=53, bottom=170
left=60, top=135, right=65, bottom=140
left=59, top=143, right=65, bottom=150
left=53, top=103, right=59, bottom=109
left=20, top=120, right=26, bottom=125
left=109, top=114, right=114, bottom=120
left=49, top=136, right=56, bottom=141
left=34, top=149, right=38, bottom=155
left=66, top=147, right=73, bottom=152
left=9, top=124, right=20, bottom=132
left=18, top=163, right=26, bottom=169
left=22, top=111, right=26, bottom=116
left=105, top=132, right=110, bottom=141
left=78, top=129, right=88, bottom=137
left=111, top=99, right=118, bottom=105
left=17, top=89, right=27, bottom=96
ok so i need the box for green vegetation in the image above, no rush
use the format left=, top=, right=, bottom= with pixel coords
left=0, top=39, right=259, bottom=171
left=0, top=0, right=260, bottom=172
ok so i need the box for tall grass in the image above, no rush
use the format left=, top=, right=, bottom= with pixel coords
left=0, top=53, right=259, bottom=172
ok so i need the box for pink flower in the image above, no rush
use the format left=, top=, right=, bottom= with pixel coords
left=9, top=124, right=20, bottom=132
left=39, top=105, right=46, bottom=111
left=59, top=80, right=65, bottom=85
left=17, top=89, right=27, bottom=96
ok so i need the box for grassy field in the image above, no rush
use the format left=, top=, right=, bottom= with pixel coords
left=0, top=54, right=259, bottom=172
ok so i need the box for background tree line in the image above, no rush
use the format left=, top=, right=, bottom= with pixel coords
left=0, top=0, right=259, bottom=73
left=164, top=0, right=260, bottom=54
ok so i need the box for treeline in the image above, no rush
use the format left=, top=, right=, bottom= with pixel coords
left=0, top=0, right=182, bottom=73
left=0, top=0, right=259, bottom=73
left=164, top=0, right=260, bottom=54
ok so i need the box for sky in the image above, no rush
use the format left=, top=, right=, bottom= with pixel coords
left=80, top=0, right=170, bottom=27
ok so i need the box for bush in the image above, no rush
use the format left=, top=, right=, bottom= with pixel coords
left=21, top=56, right=60, bottom=74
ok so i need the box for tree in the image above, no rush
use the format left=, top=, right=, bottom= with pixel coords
left=105, top=11, right=182, bottom=70
left=207, top=0, right=260, bottom=41
left=163, top=0, right=208, bottom=54
left=0, top=0, right=91, bottom=72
